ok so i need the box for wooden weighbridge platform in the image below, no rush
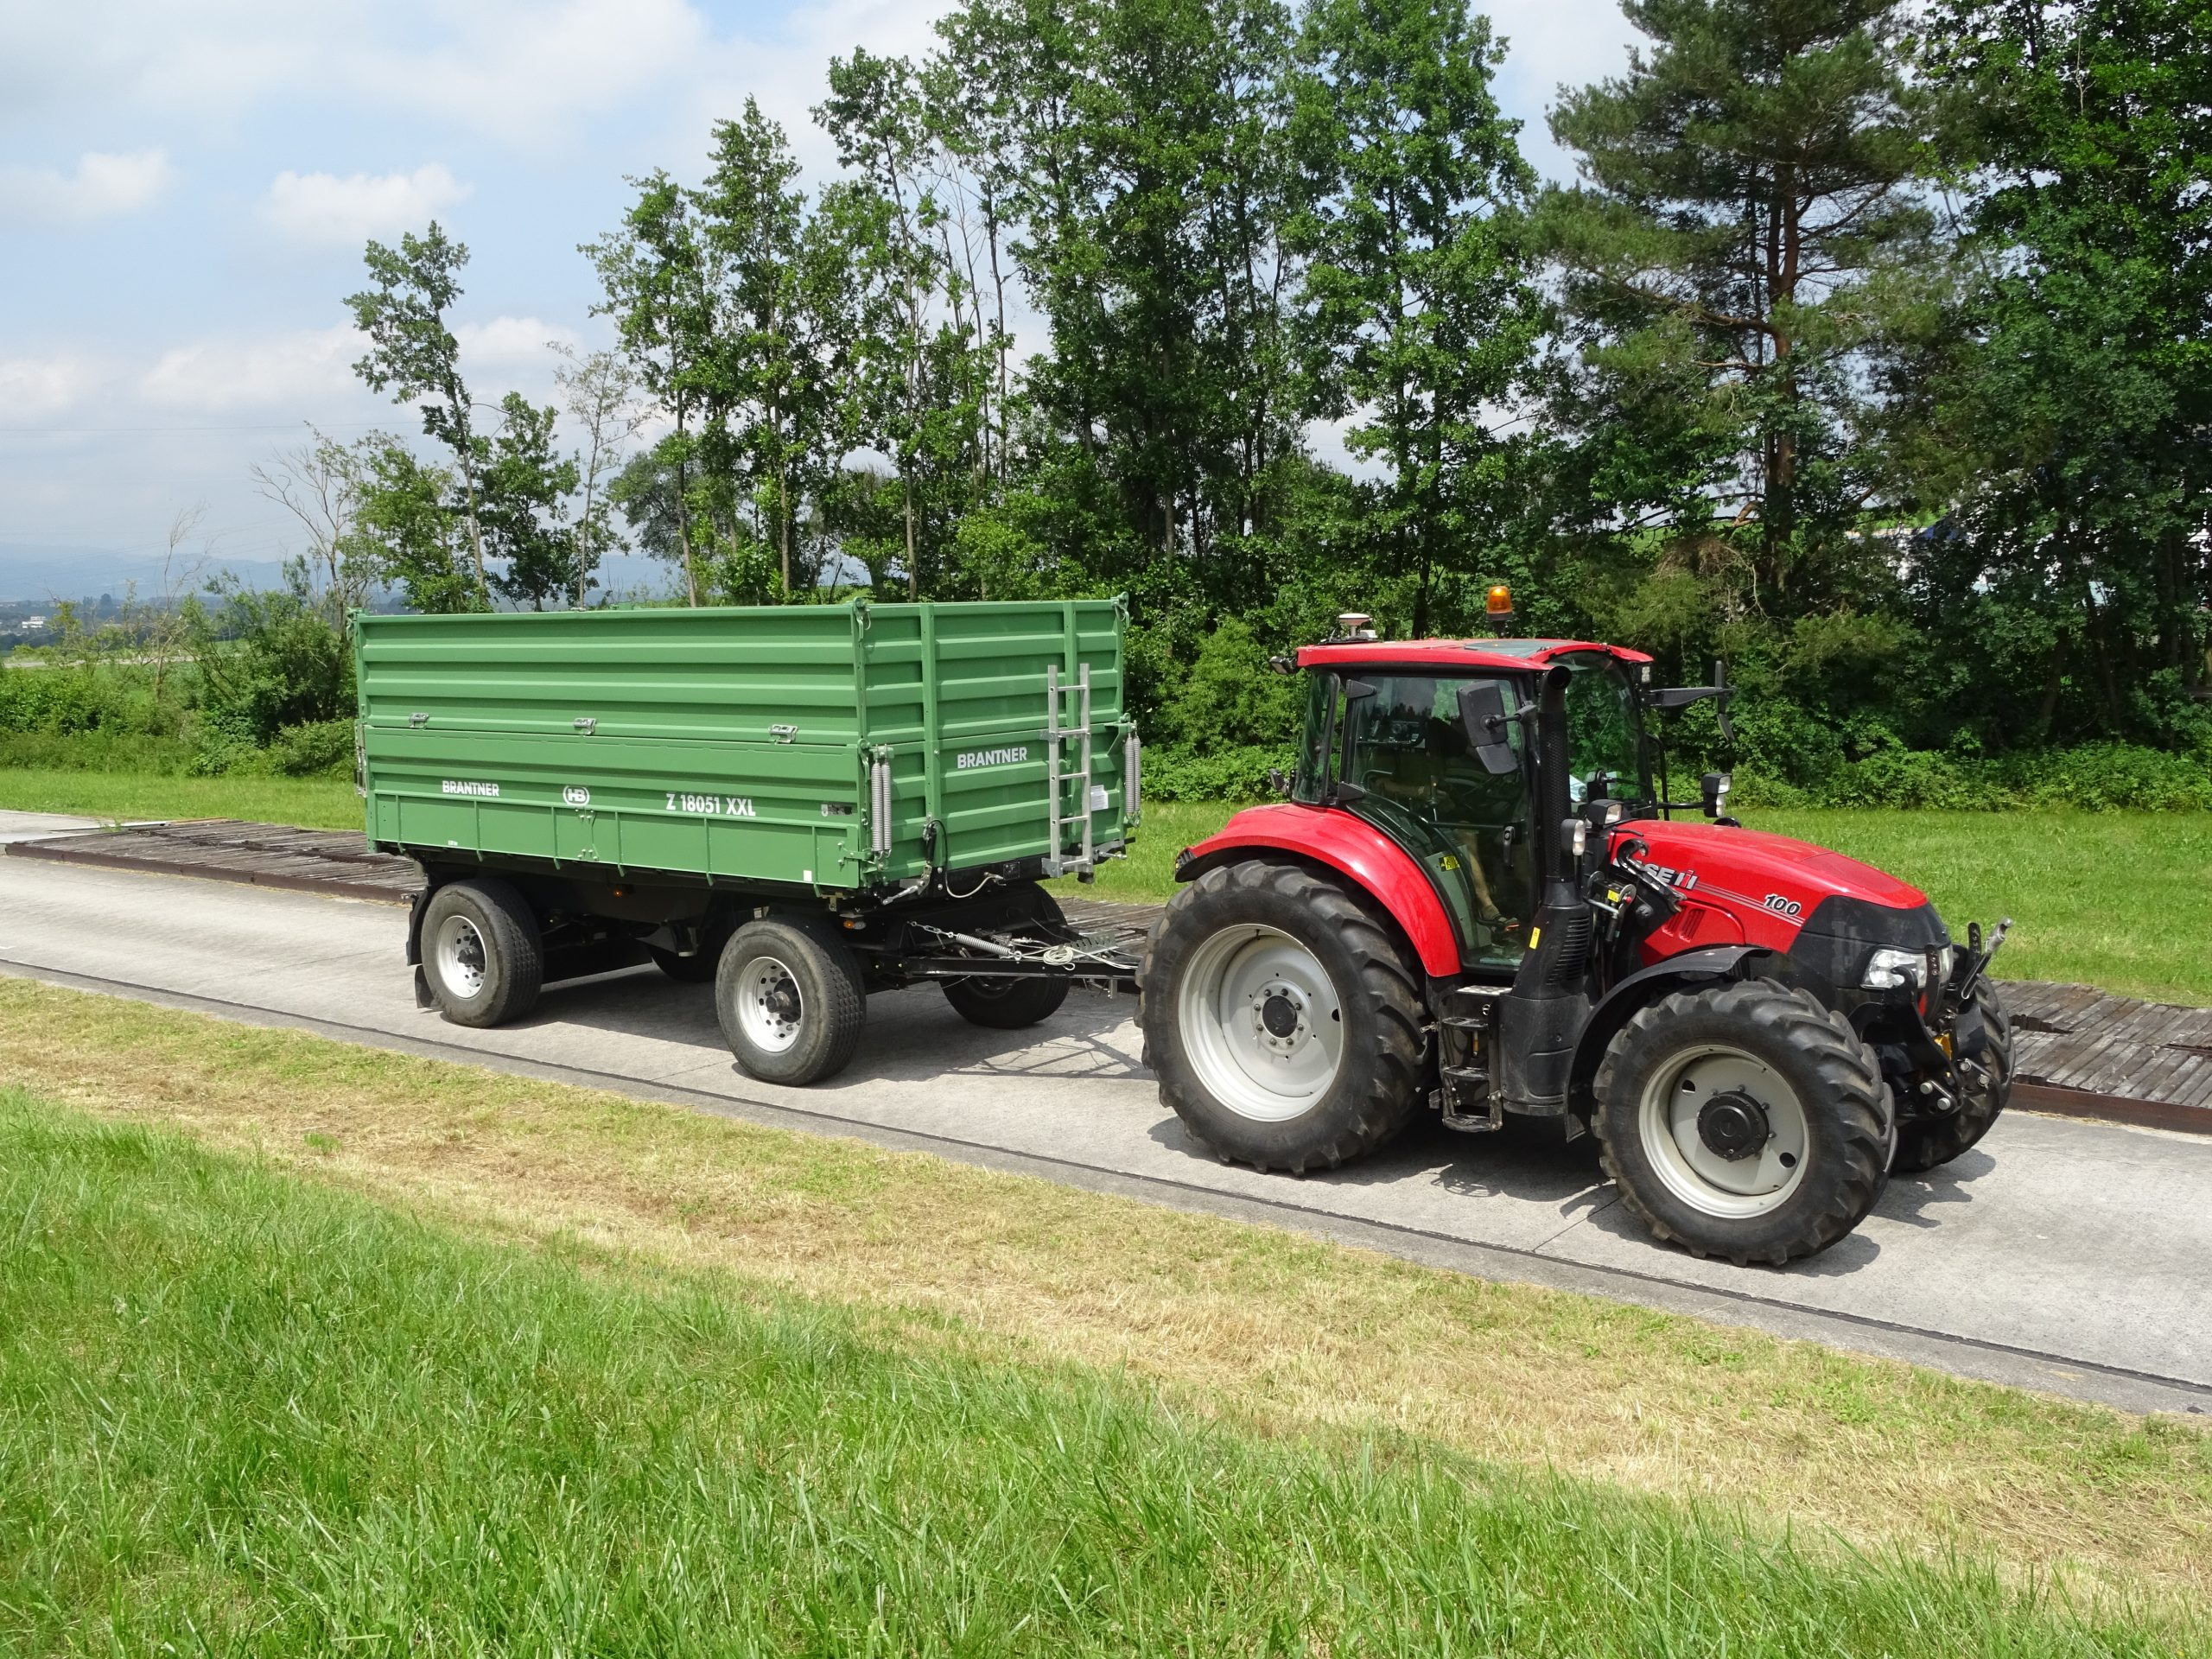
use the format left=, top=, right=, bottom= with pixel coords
left=9, top=817, right=2205, bottom=1136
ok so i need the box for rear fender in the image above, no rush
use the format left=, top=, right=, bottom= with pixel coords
left=1175, top=804, right=1460, bottom=976
left=1567, top=945, right=1786, bottom=1118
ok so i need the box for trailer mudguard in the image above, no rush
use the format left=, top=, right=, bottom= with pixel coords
left=1174, top=804, right=1462, bottom=977
left=1565, top=944, right=1783, bottom=1117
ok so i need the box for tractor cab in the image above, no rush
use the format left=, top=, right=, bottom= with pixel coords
left=1144, top=600, right=2014, bottom=1268
left=1290, top=628, right=1659, bottom=980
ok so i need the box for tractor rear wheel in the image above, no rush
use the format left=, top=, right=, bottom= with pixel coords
left=1139, top=860, right=1426, bottom=1173
left=1593, top=978, right=1890, bottom=1266
left=1892, top=980, right=2012, bottom=1173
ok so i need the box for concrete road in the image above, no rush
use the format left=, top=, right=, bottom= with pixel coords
left=2, top=848, right=2206, bottom=1416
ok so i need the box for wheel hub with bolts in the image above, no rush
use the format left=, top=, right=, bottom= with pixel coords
left=1254, top=982, right=1309, bottom=1050
left=1696, top=1089, right=1771, bottom=1161
left=1637, top=1043, right=1811, bottom=1218
left=1175, top=924, right=1345, bottom=1122
left=735, top=956, right=805, bottom=1054
left=435, top=914, right=487, bottom=1001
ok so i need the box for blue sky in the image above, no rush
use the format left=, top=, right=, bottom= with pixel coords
left=0, top=0, right=1639, bottom=594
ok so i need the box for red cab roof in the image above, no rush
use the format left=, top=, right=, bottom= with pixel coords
left=1295, top=637, right=1654, bottom=672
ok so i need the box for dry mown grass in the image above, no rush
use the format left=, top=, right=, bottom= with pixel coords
left=2, top=975, right=2206, bottom=1602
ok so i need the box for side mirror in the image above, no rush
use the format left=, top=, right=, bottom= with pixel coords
left=1456, top=682, right=1520, bottom=776
left=1700, top=770, right=1732, bottom=819
left=1265, top=766, right=1293, bottom=799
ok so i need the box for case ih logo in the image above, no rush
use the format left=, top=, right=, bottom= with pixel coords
left=957, top=745, right=1029, bottom=771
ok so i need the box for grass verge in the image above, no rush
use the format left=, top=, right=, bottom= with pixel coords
left=5, top=1096, right=2202, bottom=1655
left=0, top=976, right=2204, bottom=1615
left=0, top=765, right=361, bottom=830
left=1071, top=802, right=2212, bottom=1006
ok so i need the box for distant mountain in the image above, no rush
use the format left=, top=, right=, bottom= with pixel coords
left=0, top=545, right=289, bottom=604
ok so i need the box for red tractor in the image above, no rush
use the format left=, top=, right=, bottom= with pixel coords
left=1137, top=605, right=2013, bottom=1265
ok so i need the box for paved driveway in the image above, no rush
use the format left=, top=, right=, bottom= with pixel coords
left=2, top=851, right=2205, bottom=1415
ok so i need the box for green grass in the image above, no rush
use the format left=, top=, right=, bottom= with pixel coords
left=0, top=766, right=362, bottom=830
left=1077, top=801, right=2212, bottom=1006
left=1, top=1091, right=2194, bottom=1654
left=6, top=761, right=2203, bottom=1003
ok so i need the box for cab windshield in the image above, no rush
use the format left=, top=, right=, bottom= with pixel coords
left=1560, top=652, right=1650, bottom=808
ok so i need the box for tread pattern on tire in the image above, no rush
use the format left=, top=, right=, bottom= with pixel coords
left=1138, top=859, right=1427, bottom=1173
left=942, top=885, right=1071, bottom=1029
left=423, top=878, right=543, bottom=1028
left=1891, top=979, right=2012, bottom=1173
left=1592, top=977, right=1889, bottom=1266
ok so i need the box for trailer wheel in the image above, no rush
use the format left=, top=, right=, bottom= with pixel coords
left=1593, top=979, right=1889, bottom=1266
left=715, top=917, right=867, bottom=1085
left=1139, top=860, right=1425, bottom=1173
left=422, top=879, right=543, bottom=1028
left=942, top=885, right=1071, bottom=1029
left=1893, top=980, right=2012, bottom=1173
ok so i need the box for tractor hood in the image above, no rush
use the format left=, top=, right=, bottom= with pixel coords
left=1620, top=819, right=1929, bottom=916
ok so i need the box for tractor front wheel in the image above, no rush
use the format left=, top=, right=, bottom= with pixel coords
left=1139, top=860, right=1426, bottom=1173
left=1593, top=979, right=1891, bottom=1266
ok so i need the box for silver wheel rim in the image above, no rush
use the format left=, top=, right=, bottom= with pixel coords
left=1637, top=1043, right=1810, bottom=1219
left=1175, top=925, right=1344, bottom=1122
left=735, top=955, right=804, bottom=1054
left=434, top=913, right=488, bottom=1001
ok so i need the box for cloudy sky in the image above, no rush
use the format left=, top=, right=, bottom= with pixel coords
left=0, top=0, right=1641, bottom=594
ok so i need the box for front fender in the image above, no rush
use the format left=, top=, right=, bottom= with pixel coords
left=1176, top=803, right=1461, bottom=976
left=1566, top=945, right=1783, bottom=1118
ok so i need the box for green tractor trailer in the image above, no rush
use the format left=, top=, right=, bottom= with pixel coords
left=355, top=599, right=1144, bottom=1083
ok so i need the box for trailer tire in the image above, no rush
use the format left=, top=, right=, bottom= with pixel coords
left=1892, top=980, right=2012, bottom=1173
left=1139, top=859, right=1425, bottom=1173
left=1594, top=978, right=1889, bottom=1266
left=422, top=879, right=543, bottom=1028
left=941, top=885, right=1072, bottom=1029
left=716, top=917, right=867, bottom=1085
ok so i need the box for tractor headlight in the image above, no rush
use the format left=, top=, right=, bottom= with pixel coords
left=1862, top=947, right=1926, bottom=991
left=1934, top=944, right=1955, bottom=986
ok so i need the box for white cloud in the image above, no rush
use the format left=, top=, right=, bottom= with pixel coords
left=453, top=317, right=578, bottom=364
left=0, top=149, right=175, bottom=223
left=0, top=353, right=99, bottom=417
left=137, top=326, right=365, bottom=412
left=261, top=162, right=473, bottom=246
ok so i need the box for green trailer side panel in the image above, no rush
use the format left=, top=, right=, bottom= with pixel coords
left=356, top=598, right=1131, bottom=892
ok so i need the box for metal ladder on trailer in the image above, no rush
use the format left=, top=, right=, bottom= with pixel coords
left=1043, top=663, right=1093, bottom=879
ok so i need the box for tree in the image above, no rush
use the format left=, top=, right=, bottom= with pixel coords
left=1287, top=0, right=1540, bottom=637
left=346, top=225, right=492, bottom=607
left=252, top=427, right=380, bottom=628
left=551, top=346, right=645, bottom=609
left=1909, top=0, right=2212, bottom=745
left=482, top=394, right=582, bottom=611
left=1538, top=0, right=1937, bottom=613
left=353, top=440, right=476, bottom=614
left=587, top=175, right=715, bottom=604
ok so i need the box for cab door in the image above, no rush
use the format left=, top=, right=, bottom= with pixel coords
left=1333, top=673, right=1534, bottom=976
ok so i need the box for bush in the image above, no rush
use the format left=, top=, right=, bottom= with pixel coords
left=192, top=715, right=355, bottom=779
left=0, top=665, right=151, bottom=736
left=1736, top=742, right=2212, bottom=813
left=1142, top=744, right=1295, bottom=803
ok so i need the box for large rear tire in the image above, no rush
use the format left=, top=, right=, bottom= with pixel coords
left=422, top=879, right=543, bottom=1028
left=715, top=917, right=867, bottom=1085
left=1892, top=979, right=2012, bottom=1173
left=942, top=886, right=1071, bottom=1029
left=1138, top=861, right=1426, bottom=1173
left=1593, top=978, right=1890, bottom=1266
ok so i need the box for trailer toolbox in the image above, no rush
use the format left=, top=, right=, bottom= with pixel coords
left=354, top=598, right=1138, bottom=890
